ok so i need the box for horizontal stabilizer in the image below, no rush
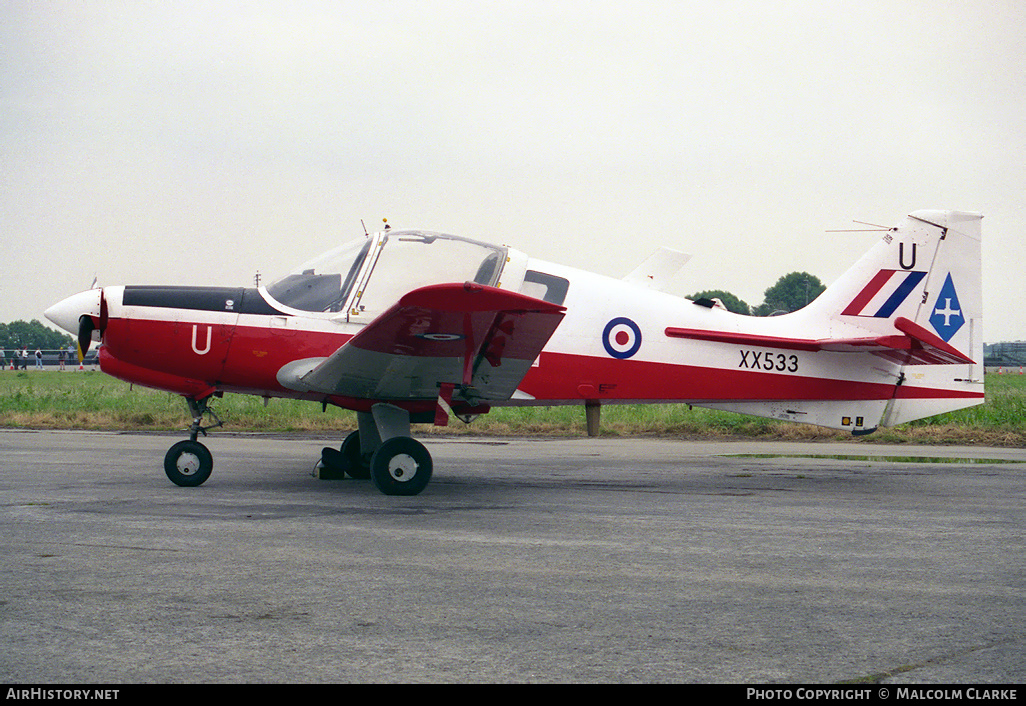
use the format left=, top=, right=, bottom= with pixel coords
left=665, top=316, right=973, bottom=366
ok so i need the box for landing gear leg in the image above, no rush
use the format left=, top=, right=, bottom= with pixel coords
left=364, top=404, right=434, bottom=495
left=185, top=396, right=223, bottom=442
left=164, top=395, right=221, bottom=487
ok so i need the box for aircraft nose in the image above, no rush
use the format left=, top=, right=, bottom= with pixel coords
left=44, top=289, right=102, bottom=334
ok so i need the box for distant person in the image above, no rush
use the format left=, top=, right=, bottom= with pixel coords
left=18, top=347, right=28, bottom=370
left=58, top=347, right=67, bottom=370
left=35, top=348, right=43, bottom=369
left=0, top=346, right=5, bottom=370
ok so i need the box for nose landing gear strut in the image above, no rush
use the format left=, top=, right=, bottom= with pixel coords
left=163, top=395, right=222, bottom=487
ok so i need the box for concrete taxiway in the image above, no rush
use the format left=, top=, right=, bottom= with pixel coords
left=1, top=429, right=1023, bottom=683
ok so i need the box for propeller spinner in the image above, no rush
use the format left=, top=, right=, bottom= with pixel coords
left=43, top=288, right=105, bottom=362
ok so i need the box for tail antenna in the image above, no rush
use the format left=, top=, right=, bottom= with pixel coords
left=826, top=219, right=897, bottom=233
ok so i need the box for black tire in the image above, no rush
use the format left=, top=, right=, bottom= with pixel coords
left=164, top=440, right=213, bottom=487
left=369, top=437, right=432, bottom=496
left=341, top=430, right=370, bottom=479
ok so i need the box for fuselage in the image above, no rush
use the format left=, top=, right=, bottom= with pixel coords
left=45, top=219, right=984, bottom=434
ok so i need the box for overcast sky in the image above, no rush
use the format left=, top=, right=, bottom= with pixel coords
left=3, top=1, right=1025, bottom=341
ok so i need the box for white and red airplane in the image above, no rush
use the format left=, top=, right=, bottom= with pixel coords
left=45, top=209, right=983, bottom=496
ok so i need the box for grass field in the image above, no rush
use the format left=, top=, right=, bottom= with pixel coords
left=1, top=370, right=1023, bottom=445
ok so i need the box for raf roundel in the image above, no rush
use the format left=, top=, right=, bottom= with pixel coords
left=602, top=317, right=643, bottom=359
left=415, top=333, right=465, bottom=341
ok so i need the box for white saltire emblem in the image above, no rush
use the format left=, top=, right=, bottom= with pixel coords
left=928, top=274, right=965, bottom=342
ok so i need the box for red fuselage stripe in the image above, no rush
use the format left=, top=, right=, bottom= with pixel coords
left=100, top=316, right=983, bottom=405
left=517, top=352, right=981, bottom=402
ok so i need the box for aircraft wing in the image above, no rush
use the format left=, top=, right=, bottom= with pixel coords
left=665, top=316, right=973, bottom=365
left=297, top=282, right=566, bottom=405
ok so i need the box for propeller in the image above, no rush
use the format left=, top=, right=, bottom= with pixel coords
left=77, top=316, right=94, bottom=363
left=75, top=289, right=107, bottom=363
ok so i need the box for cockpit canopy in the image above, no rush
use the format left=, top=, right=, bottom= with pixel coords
left=264, top=230, right=507, bottom=321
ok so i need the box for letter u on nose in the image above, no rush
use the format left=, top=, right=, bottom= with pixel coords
left=191, top=325, right=212, bottom=355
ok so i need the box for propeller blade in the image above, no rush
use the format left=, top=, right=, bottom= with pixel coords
left=77, top=316, right=95, bottom=363
left=98, top=289, right=108, bottom=332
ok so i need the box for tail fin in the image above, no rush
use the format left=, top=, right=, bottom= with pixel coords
left=806, top=210, right=984, bottom=423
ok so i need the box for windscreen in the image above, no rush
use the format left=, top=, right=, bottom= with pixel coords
left=264, top=231, right=506, bottom=318
left=265, top=236, right=371, bottom=312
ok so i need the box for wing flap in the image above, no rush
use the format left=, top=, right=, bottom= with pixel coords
left=664, top=316, right=973, bottom=365
left=300, top=282, right=565, bottom=401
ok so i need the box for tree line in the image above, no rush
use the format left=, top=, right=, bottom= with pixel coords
left=689, top=271, right=826, bottom=316
left=0, top=320, right=76, bottom=350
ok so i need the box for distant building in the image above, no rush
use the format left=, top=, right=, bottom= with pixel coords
left=984, top=341, right=1026, bottom=368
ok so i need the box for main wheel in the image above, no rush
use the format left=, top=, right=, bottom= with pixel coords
left=369, top=437, right=432, bottom=496
left=340, top=430, right=370, bottom=479
left=164, top=440, right=213, bottom=487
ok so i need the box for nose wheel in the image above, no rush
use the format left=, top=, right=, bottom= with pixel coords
left=164, top=439, right=213, bottom=487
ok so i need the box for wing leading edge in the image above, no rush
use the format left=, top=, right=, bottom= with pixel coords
left=298, top=282, right=566, bottom=407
